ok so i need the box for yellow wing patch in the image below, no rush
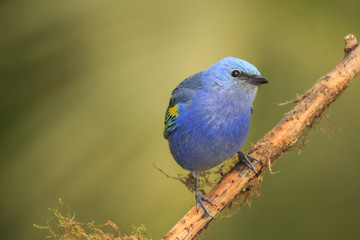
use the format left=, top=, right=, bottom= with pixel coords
left=168, top=105, right=179, bottom=117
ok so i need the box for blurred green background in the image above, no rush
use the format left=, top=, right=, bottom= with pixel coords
left=1, top=0, right=360, bottom=239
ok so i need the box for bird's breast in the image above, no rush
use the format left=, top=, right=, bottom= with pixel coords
left=168, top=87, right=254, bottom=171
left=191, top=88, right=252, bottom=136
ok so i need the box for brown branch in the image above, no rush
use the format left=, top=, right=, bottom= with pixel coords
left=162, top=34, right=360, bottom=240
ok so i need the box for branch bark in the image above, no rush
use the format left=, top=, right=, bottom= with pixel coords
left=162, top=34, right=360, bottom=240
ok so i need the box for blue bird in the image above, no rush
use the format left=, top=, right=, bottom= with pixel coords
left=164, top=56, right=269, bottom=218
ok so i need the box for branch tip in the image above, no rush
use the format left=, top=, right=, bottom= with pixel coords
left=344, top=34, right=359, bottom=54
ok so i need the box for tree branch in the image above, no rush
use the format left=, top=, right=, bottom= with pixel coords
left=162, top=34, right=360, bottom=240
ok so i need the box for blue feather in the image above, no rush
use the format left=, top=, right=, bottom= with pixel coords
left=163, top=72, right=203, bottom=138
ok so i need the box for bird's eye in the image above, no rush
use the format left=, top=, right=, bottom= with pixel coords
left=231, top=70, right=240, bottom=77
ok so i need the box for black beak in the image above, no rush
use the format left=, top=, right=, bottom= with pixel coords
left=247, top=75, right=270, bottom=85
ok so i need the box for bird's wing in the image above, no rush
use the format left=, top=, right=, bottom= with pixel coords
left=163, top=72, right=203, bottom=139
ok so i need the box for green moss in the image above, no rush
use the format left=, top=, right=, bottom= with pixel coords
left=154, top=156, right=237, bottom=195
left=34, top=199, right=151, bottom=240
left=154, top=154, right=263, bottom=214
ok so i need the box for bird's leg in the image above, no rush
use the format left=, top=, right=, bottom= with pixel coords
left=191, top=171, right=216, bottom=219
left=237, top=151, right=260, bottom=175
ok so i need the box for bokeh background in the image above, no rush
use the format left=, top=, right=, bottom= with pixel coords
left=1, top=0, right=360, bottom=239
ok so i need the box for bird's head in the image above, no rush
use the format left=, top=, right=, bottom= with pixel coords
left=203, top=56, right=269, bottom=93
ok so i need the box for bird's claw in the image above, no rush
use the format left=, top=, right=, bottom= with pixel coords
left=238, top=151, right=260, bottom=175
left=195, top=190, right=216, bottom=219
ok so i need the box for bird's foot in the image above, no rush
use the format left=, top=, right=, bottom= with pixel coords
left=195, top=190, right=216, bottom=219
left=237, top=151, right=260, bottom=175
